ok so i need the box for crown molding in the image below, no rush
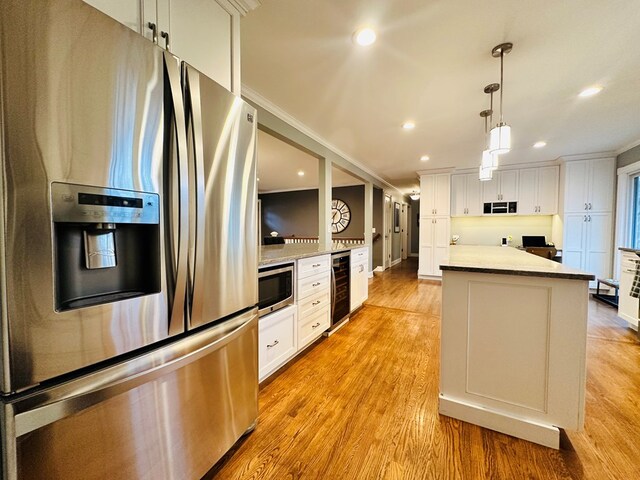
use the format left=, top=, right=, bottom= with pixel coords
left=226, top=0, right=261, bottom=15
left=615, top=138, right=640, bottom=156
left=241, top=85, right=404, bottom=195
left=557, top=152, right=617, bottom=163
left=452, top=158, right=561, bottom=175
left=416, top=167, right=456, bottom=175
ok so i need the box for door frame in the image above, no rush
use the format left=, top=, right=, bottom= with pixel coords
left=384, top=194, right=392, bottom=269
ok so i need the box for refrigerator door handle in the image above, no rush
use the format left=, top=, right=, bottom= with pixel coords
left=11, top=309, right=258, bottom=437
left=183, top=66, right=206, bottom=326
left=164, top=52, right=190, bottom=336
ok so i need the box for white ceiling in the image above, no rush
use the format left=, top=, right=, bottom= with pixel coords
left=241, top=0, right=640, bottom=192
left=257, top=129, right=364, bottom=193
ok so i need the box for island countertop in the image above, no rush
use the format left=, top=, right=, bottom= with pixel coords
left=259, top=243, right=368, bottom=266
left=440, top=245, right=594, bottom=281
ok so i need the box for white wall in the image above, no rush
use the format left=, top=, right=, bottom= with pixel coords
left=451, top=216, right=554, bottom=247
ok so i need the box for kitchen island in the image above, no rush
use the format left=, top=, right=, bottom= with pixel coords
left=259, top=242, right=367, bottom=266
left=439, top=245, right=594, bottom=449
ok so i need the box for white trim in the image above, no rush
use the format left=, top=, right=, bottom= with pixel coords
left=408, top=253, right=419, bottom=258
left=418, top=274, right=442, bottom=281
left=615, top=138, right=640, bottom=156
left=367, top=272, right=374, bottom=279
left=242, top=86, right=404, bottom=194
left=259, top=182, right=364, bottom=195
left=373, top=266, right=385, bottom=272
left=224, top=0, right=261, bottom=15
left=614, top=159, right=640, bottom=279
left=416, top=167, right=456, bottom=175
left=391, top=258, right=402, bottom=267
left=453, top=159, right=561, bottom=175
left=558, top=152, right=617, bottom=162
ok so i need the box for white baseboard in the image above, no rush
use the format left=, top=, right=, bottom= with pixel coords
left=373, top=266, right=384, bottom=273
left=368, top=272, right=374, bottom=278
left=418, top=274, right=442, bottom=281
left=408, top=253, right=419, bottom=258
left=439, top=395, right=560, bottom=449
left=391, top=258, right=402, bottom=267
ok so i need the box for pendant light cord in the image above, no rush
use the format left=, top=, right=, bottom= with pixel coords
left=499, top=51, right=504, bottom=124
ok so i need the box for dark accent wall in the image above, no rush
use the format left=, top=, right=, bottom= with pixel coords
left=373, top=187, right=383, bottom=268
left=410, top=198, right=420, bottom=254
left=617, top=144, right=640, bottom=168
left=259, top=185, right=365, bottom=241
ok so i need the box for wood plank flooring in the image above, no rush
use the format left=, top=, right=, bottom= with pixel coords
left=208, top=258, right=640, bottom=479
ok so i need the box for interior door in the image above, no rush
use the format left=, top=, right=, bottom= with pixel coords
left=184, top=65, right=258, bottom=328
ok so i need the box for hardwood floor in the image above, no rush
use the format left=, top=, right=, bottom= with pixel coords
left=208, top=258, right=640, bottom=479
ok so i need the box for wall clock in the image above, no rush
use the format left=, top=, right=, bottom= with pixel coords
left=331, top=199, right=351, bottom=233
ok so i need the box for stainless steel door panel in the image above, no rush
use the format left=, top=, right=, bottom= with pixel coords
left=183, top=65, right=258, bottom=329
left=4, top=310, right=258, bottom=480
left=0, top=0, right=187, bottom=392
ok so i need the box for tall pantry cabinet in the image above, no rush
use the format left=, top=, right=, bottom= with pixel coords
left=561, top=157, right=615, bottom=287
left=418, top=173, right=451, bottom=278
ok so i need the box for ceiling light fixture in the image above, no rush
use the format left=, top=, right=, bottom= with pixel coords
left=579, top=86, right=603, bottom=97
left=482, top=83, right=500, bottom=172
left=353, top=27, right=377, bottom=46
left=533, top=141, right=547, bottom=148
left=297, top=170, right=305, bottom=177
left=489, top=43, right=513, bottom=155
left=402, top=121, right=415, bottom=130
left=420, top=155, right=430, bottom=161
left=409, top=192, right=420, bottom=201
left=479, top=106, right=494, bottom=182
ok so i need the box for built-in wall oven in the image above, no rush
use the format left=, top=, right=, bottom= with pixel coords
left=258, top=263, right=295, bottom=317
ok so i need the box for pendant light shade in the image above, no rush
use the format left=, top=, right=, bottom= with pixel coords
left=489, top=123, right=511, bottom=155
left=479, top=164, right=493, bottom=181
left=482, top=148, right=499, bottom=171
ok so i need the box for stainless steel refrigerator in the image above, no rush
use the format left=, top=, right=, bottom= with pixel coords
left=0, top=1, right=259, bottom=478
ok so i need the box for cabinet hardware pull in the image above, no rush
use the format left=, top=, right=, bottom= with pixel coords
left=585, top=203, right=588, bottom=210
left=359, top=265, right=364, bottom=273
left=147, top=22, right=158, bottom=44
left=312, top=282, right=321, bottom=287
left=588, top=215, right=591, bottom=222
left=160, top=31, right=170, bottom=51
left=588, top=203, right=592, bottom=210
left=312, top=322, right=321, bottom=329
left=266, top=339, right=279, bottom=349
left=312, top=263, right=321, bottom=267
left=312, top=300, right=321, bottom=306
left=584, top=215, right=587, bottom=222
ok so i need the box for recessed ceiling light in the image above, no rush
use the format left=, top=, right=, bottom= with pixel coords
left=402, top=121, right=415, bottom=130
left=257, top=177, right=260, bottom=181
left=533, top=141, right=546, bottom=148
left=297, top=170, right=305, bottom=177
left=353, top=27, right=376, bottom=46
left=420, top=155, right=430, bottom=161
left=579, top=86, right=603, bottom=97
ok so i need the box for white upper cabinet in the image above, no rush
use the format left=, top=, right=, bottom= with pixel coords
left=518, top=166, right=559, bottom=215
left=482, top=170, right=519, bottom=203
left=420, top=173, right=451, bottom=216
left=564, top=158, right=614, bottom=213
left=451, top=174, right=482, bottom=216
left=83, top=0, right=241, bottom=92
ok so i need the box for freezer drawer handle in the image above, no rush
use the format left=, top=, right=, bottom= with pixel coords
left=266, top=339, right=279, bottom=349
left=312, top=300, right=321, bottom=306
left=312, top=263, right=321, bottom=268
left=312, top=322, right=321, bottom=329
left=312, top=282, right=321, bottom=287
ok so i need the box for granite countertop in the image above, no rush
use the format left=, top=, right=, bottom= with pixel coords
left=440, top=245, right=594, bottom=281
left=619, top=247, right=640, bottom=254
left=259, top=243, right=368, bottom=266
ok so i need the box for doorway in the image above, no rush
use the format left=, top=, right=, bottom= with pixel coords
left=401, top=203, right=409, bottom=260
left=384, top=194, right=392, bottom=269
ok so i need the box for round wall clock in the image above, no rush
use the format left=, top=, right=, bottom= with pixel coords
left=331, top=199, right=351, bottom=233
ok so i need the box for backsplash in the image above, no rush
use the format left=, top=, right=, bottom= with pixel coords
left=451, top=215, right=554, bottom=247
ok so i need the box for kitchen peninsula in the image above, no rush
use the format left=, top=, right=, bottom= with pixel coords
left=439, top=245, right=594, bottom=449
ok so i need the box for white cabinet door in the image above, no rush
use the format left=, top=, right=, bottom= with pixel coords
left=518, top=168, right=538, bottom=215
left=564, top=161, right=589, bottom=213
left=168, top=0, right=233, bottom=90
left=259, top=305, right=297, bottom=381
left=84, top=0, right=156, bottom=40
left=537, top=166, right=559, bottom=215
left=563, top=214, right=586, bottom=270
left=466, top=174, right=483, bottom=216
left=434, top=174, right=451, bottom=215
left=418, top=220, right=434, bottom=276
left=588, top=158, right=614, bottom=213
left=433, top=217, right=450, bottom=275
left=420, top=175, right=436, bottom=215
left=585, top=213, right=612, bottom=285
left=500, top=170, right=519, bottom=202
left=482, top=176, right=500, bottom=203
left=451, top=175, right=466, bottom=216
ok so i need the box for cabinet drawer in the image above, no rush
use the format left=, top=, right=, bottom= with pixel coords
left=297, top=255, right=331, bottom=279
left=350, top=247, right=368, bottom=264
left=621, top=252, right=639, bottom=272
left=258, top=305, right=297, bottom=381
left=298, top=290, right=330, bottom=319
left=297, top=270, right=331, bottom=300
left=298, top=306, right=330, bottom=350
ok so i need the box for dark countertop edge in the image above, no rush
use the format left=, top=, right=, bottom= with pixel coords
left=259, top=245, right=367, bottom=267
left=619, top=247, right=640, bottom=254
left=440, top=264, right=595, bottom=281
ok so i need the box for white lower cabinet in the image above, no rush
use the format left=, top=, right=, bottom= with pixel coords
left=418, top=216, right=450, bottom=277
left=350, top=247, right=369, bottom=311
left=618, top=252, right=639, bottom=329
left=258, top=304, right=297, bottom=381
left=298, top=306, right=330, bottom=351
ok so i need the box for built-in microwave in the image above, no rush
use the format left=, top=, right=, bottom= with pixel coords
left=484, top=201, right=517, bottom=214
left=258, top=263, right=294, bottom=317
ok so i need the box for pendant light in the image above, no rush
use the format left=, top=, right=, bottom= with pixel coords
left=479, top=110, right=494, bottom=181
left=489, top=43, right=513, bottom=155
left=483, top=83, right=500, bottom=170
